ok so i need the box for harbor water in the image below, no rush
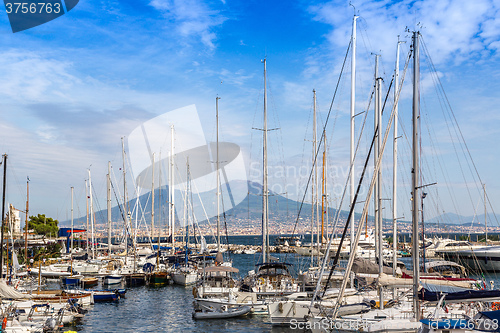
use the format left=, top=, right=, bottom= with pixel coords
left=60, top=235, right=500, bottom=332
left=64, top=252, right=304, bottom=332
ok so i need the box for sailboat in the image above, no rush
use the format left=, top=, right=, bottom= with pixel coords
left=238, top=59, right=299, bottom=298
left=146, top=153, right=170, bottom=287
left=195, top=97, right=239, bottom=298
left=102, top=162, right=123, bottom=286
left=195, top=60, right=298, bottom=316
left=295, top=90, right=325, bottom=259
left=171, top=159, right=198, bottom=286
left=269, top=17, right=367, bottom=325
left=61, top=187, right=83, bottom=287
left=120, top=137, right=147, bottom=287
left=304, top=28, right=423, bottom=333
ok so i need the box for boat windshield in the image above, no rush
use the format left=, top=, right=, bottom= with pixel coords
left=256, top=263, right=292, bottom=277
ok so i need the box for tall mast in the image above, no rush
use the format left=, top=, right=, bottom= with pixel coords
left=151, top=153, right=155, bottom=248
left=373, top=55, right=380, bottom=262
left=314, top=89, right=320, bottom=259
left=393, top=37, right=403, bottom=276
left=157, top=153, right=162, bottom=268
left=324, top=136, right=329, bottom=238
left=25, top=177, right=29, bottom=265
left=350, top=14, right=358, bottom=261
left=412, top=31, right=421, bottom=320
left=185, top=158, right=191, bottom=267
left=134, top=184, right=139, bottom=272
left=0, top=154, right=7, bottom=278
left=262, top=58, right=269, bottom=263
left=375, top=54, right=384, bottom=310
left=85, top=179, right=89, bottom=257
left=88, top=169, right=95, bottom=259
left=107, top=162, right=112, bottom=256
left=170, top=126, right=175, bottom=251
left=71, top=186, right=74, bottom=254
left=484, top=184, right=487, bottom=245
left=216, top=96, right=221, bottom=253
left=311, top=89, right=317, bottom=265
left=122, top=138, right=128, bottom=227
left=321, top=133, right=326, bottom=243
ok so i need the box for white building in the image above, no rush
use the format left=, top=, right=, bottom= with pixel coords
left=8, top=204, right=21, bottom=234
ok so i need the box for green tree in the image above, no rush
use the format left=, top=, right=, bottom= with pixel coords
left=28, top=214, right=58, bottom=237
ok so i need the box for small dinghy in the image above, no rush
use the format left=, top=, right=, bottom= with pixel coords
left=91, top=290, right=120, bottom=302
left=192, top=305, right=251, bottom=320
left=81, top=277, right=98, bottom=288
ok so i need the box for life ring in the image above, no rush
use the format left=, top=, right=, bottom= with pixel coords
left=492, top=302, right=500, bottom=311
left=258, top=277, right=265, bottom=285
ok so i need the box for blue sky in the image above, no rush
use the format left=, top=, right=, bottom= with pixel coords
left=0, top=0, right=499, bottom=228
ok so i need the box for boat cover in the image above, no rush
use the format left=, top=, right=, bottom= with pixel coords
left=420, top=282, right=470, bottom=293
left=0, top=279, right=32, bottom=299
left=418, top=288, right=500, bottom=302
left=352, top=257, right=392, bottom=274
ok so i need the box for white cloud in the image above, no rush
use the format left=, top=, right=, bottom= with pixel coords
left=149, top=0, right=227, bottom=50
left=309, top=0, right=500, bottom=67
left=0, top=49, right=225, bottom=219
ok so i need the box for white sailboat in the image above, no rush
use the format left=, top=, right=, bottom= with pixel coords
left=196, top=59, right=298, bottom=316
left=305, top=29, right=422, bottom=333
left=172, top=158, right=198, bottom=287
left=240, top=58, right=298, bottom=297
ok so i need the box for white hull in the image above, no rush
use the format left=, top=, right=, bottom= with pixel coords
left=438, top=246, right=500, bottom=272
left=16, top=313, right=77, bottom=325
left=73, top=263, right=100, bottom=274
left=28, top=269, right=72, bottom=278
left=193, top=305, right=251, bottom=319
left=103, top=275, right=122, bottom=285
left=295, top=247, right=323, bottom=256
left=195, top=295, right=268, bottom=315
left=172, top=271, right=198, bottom=286
left=268, top=300, right=370, bottom=326
left=196, top=286, right=239, bottom=298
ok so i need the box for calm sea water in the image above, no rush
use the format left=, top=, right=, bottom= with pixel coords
left=65, top=234, right=313, bottom=333
left=63, top=252, right=304, bottom=333
left=60, top=235, right=500, bottom=333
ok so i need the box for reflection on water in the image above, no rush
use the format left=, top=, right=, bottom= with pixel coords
left=62, top=253, right=308, bottom=332
left=60, top=236, right=500, bottom=332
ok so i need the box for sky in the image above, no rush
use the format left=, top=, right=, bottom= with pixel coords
left=0, top=0, right=499, bottom=228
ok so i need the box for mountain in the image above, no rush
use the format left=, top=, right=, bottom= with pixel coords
left=60, top=180, right=366, bottom=230
left=65, top=180, right=495, bottom=232
left=426, top=212, right=498, bottom=226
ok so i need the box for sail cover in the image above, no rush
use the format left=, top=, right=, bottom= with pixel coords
left=0, top=279, right=32, bottom=299
left=419, top=288, right=500, bottom=302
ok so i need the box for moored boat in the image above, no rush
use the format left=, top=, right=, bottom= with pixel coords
left=60, top=275, right=82, bottom=287
left=103, top=274, right=122, bottom=285
left=172, top=267, right=198, bottom=286
left=147, top=271, right=170, bottom=287
left=81, top=277, right=98, bottom=288
left=124, top=273, right=146, bottom=287
left=192, top=305, right=251, bottom=320
left=91, top=290, right=120, bottom=302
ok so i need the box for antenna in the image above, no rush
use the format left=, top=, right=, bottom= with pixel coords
left=349, top=2, right=356, bottom=15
